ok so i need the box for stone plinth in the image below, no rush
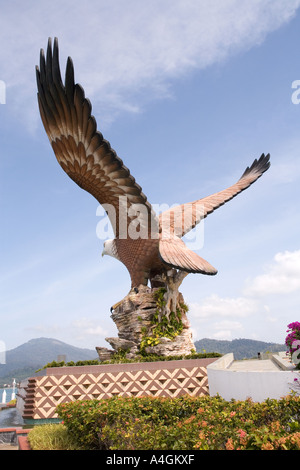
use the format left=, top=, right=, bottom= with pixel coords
left=17, top=357, right=217, bottom=423
left=97, top=285, right=195, bottom=359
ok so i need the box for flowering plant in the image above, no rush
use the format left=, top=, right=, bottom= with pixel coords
left=291, top=375, right=300, bottom=396
left=56, top=395, right=300, bottom=450
left=285, top=322, right=300, bottom=370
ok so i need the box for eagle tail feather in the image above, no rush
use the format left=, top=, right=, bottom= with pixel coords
left=159, top=237, right=217, bottom=275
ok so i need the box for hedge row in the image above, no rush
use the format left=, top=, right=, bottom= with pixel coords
left=38, top=352, right=221, bottom=371
left=56, top=395, right=300, bottom=450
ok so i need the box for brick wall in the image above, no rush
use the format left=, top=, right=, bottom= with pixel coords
left=18, top=358, right=216, bottom=422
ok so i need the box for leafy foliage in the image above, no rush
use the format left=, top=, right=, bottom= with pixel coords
left=140, top=288, right=187, bottom=353
left=56, top=395, right=300, bottom=450
left=36, top=359, right=101, bottom=372
left=39, top=352, right=221, bottom=370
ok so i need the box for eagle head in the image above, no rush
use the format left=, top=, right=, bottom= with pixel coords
left=102, top=239, right=120, bottom=260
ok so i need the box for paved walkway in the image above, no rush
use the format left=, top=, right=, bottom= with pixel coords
left=228, top=359, right=281, bottom=372
left=0, top=443, right=18, bottom=450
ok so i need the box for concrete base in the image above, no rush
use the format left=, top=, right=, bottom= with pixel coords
left=17, top=357, right=217, bottom=423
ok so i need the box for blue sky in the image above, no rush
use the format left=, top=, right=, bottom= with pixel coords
left=0, top=0, right=300, bottom=352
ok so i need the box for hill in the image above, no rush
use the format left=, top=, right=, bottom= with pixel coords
left=0, top=336, right=287, bottom=386
left=0, top=337, right=97, bottom=386
left=194, top=338, right=286, bottom=360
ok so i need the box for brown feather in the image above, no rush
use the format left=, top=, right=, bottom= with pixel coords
left=36, top=37, right=157, bottom=240
left=159, top=236, right=217, bottom=275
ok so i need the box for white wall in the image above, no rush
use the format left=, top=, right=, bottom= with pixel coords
left=207, top=354, right=299, bottom=402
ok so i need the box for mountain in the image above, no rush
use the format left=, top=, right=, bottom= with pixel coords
left=0, top=336, right=288, bottom=386
left=194, top=338, right=286, bottom=360
left=0, top=337, right=97, bottom=385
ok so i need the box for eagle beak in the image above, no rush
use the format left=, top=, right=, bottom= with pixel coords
left=101, top=250, right=105, bottom=257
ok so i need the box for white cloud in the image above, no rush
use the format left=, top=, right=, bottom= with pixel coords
left=24, top=318, right=109, bottom=349
left=212, top=330, right=235, bottom=341
left=190, top=250, right=300, bottom=330
left=244, top=250, right=300, bottom=296
left=190, top=294, right=257, bottom=319
left=24, top=324, right=61, bottom=337
left=71, top=318, right=108, bottom=337
left=189, top=250, right=300, bottom=341
left=0, top=0, right=299, bottom=128
left=211, top=320, right=244, bottom=340
left=214, top=320, right=243, bottom=331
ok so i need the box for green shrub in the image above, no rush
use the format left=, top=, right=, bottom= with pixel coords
left=56, top=395, right=300, bottom=450
left=28, top=423, right=83, bottom=450
left=36, top=359, right=101, bottom=371
left=38, top=352, right=221, bottom=370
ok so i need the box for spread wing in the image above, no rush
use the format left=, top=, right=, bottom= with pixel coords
left=159, top=153, right=270, bottom=238
left=36, top=37, right=158, bottom=238
left=158, top=153, right=270, bottom=275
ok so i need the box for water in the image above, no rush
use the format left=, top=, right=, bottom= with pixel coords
left=0, top=388, right=24, bottom=428
left=0, top=388, right=14, bottom=404
left=0, top=407, right=23, bottom=428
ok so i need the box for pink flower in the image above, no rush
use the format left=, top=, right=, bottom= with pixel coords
left=225, top=438, right=235, bottom=450
left=237, top=428, right=248, bottom=446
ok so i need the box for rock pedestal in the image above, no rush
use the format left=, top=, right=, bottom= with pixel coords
left=96, top=281, right=196, bottom=360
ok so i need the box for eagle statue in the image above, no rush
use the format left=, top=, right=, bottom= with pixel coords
left=36, top=38, right=270, bottom=293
